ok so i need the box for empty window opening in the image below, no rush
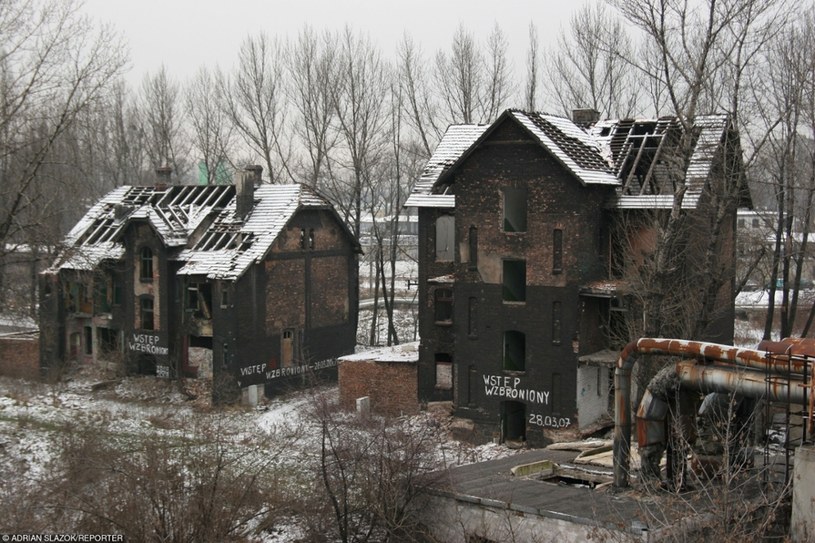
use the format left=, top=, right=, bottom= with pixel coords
left=299, top=228, right=306, bottom=249
left=502, top=260, right=526, bottom=302
left=309, top=228, right=315, bottom=249
left=435, top=353, right=452, bottom=390
left=752, top=218, right=759, bottom=228
left=140, top=247, right=153, bottom=281
left=220, top=288, right=229, bottom=308
left=99, top=328, right=119, bottom=353
left=468, top=225, right=478, bottom=269
left=503, top=187, right=527, bottom=232
left=435, top=215, right=455, bottom=261
left=502, top=400, right=526, bottom=442
left=84, top=326, right=93, bottom=355
left=552, top=301, right=562, bottom=345
left=434, top=288, right=453, bottom=323
left=187, top=282, right=212, bottom=319
left=503, top=331, right=526, bottom=372
left=141, top=297, right=154, bottom=330
left=553, top=229, right=563, bottom=273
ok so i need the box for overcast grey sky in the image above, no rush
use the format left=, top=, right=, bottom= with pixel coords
left=81, top=0, right=588, bottom=86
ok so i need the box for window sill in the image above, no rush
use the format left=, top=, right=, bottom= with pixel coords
left=435, top=320, right=453, bottom=327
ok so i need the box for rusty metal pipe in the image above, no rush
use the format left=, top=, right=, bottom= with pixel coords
left=613, top=337, right=813, bottom=488
left=675, top=360, right=808, bottom=403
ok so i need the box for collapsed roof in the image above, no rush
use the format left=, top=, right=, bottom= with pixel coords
left=52, top=183, right=357, bottom=281
left=406, top=109, right=743, bottom=210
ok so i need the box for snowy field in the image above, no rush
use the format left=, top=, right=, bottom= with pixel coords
left=0, top=371, right=519, bottom=539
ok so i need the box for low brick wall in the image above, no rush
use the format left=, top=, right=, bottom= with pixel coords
left=339, top=359, right=418, bottom=416
left=0, top=333, right=40, bottom=380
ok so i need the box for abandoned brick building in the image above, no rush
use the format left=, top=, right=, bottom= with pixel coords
left=405, top=109, right=748, bottom=445
left=40, top=167, right=361, bottom=401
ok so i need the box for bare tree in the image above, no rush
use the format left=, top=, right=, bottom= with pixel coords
left=433, top=24, right=514, bottom=126
left=0, top=0, right=126, bottom=311
left=139, top=66, right=189, bottom=181
left=748, top=11, right=815, bottom=339
left=325, top=27, right=390, bottom=240
left=223, top=33, right=292, bottom=184
left=525, top=22, right=540, bottom=111
left=396, top=35, right=439, bottom=159
left=606, top=0, right=789, bottom=341
left=546, top=1, right=640, bottom=118
left=287, top=26, right=341, bottom=188
left=186, top=67, right=235, bottom=184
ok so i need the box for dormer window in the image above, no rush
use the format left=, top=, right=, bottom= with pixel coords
left=140, top=247, right=153, bottom=281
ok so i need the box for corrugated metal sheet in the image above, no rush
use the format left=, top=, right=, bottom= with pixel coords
left=403, top=194, right=455, bottom=208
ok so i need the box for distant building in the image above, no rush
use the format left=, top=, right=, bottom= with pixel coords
left=406, top=109, right=748, bottom=445
left=40, top=167, right=361, bottom=402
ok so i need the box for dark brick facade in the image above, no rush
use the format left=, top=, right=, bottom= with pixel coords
left=410, top=112, right=740, bottom=446
left=40, top=183, right=359, bottom=403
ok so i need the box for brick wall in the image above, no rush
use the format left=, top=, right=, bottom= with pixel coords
left=339, top=360, right=418, bottom=416
left=0, top=334, right=40, bottom=380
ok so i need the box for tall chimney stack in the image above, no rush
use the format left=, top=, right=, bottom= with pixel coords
left=155, top=166, right=172, bottom=188
left=572, top=108, right=601, bottom=127
left=236, top=165, right=263, bottom=219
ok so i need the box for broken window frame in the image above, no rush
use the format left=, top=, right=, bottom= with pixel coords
left=140, top=247, right=154, bottom=281
left=140, top=296, right=154, bottom=330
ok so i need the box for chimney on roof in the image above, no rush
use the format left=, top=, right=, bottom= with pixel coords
left=155, top=166, right=172, bottom=188
left=236, top=165, right=263, bottom=219
left=572, top=108, right=601, bottom=127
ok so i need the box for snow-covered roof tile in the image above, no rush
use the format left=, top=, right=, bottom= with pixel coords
left=52, top=182, right=348, bottom=279
left=407, top=124, right=489, bottom=200
left=511, top=111, right=619, bottom=186
left=408, top=110, right=733, bottom=213
left=177, top=184, right=338, bottom=280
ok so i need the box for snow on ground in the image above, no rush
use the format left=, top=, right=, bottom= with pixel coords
left=0, top=371, right=521, bottom=499
left=736, top=288, right=815, bottom=308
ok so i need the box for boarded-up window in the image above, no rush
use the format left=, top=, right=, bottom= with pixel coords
left=435, top=215, right=455, bottom=262
left=435, top=353, right=452, bottom=390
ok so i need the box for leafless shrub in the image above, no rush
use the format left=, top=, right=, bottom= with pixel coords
left=23, top=415, right=301, bottom=540
left=296, top=389, right=442, bottom=543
